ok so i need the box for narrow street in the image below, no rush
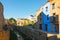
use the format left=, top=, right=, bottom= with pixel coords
left=11, top=28, right=24, bottom=40
left=14, top=31, right=23, bottom=40
left=10, top=26, right=32, bottom=40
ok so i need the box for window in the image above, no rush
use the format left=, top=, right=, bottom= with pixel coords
left=56, top=15, right=58, bottom=21
left=53, top=13, right=55, bottom=15
left=45, top=24, right=48, bottom=31
left=53, top=13, right=56, bottom=21
left=39, top=24, right=42, bottom=30
left=55, top=24, right=59, bottom=33
left=39, top=13, right=42, bottom=21
left=47, top=15, right=49, bottom=20
left=46, top=7, right=48, bottom=12
left=52, top=3, right=55, bottom=9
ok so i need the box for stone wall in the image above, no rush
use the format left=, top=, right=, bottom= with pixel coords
left=0, top=2, right=10, bottom=40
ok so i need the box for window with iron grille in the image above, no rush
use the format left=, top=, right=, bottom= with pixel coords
left=55, top=24, right=59, bottom=33
left=53, top=13, right=56, bottom=21
left=52, top=3, right=55, bottom=9
left=46, top=7, right=48, bottom=12
left=39, top=24, right=42, bottom=30
left=45, top=24, right=48, bottom=31
left=47, top=15, right=49, bottom=20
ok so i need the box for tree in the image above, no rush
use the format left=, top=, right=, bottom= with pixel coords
left=9, top=18, right=17, bottom=25
left=31, top=21, right=34, bottom=25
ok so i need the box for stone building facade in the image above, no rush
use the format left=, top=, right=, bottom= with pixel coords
left=0, top=2, right=10, bottom=40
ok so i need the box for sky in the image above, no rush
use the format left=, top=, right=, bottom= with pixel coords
left=0, top=0, right=47, bottom=19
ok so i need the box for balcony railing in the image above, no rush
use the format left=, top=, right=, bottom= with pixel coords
left=50, top=15, right=59, bottom=24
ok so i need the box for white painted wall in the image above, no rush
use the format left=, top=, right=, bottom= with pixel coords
left=42, top=2, right=50, bottom=15
left=27, top=15, right=36, bottom=22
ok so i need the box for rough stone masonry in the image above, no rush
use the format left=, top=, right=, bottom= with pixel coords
left=0, top=2, right=9, bottom=40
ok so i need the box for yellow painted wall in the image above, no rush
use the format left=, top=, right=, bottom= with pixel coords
left=17, top=18, right=26, bottom=26
left=57, top=0, right=60, bottom=24
left=24, top=19, right=29, bottom=26
left=17, top=18, right=34, bottom=26
left=49, top=0, right=56, bottom=16
left=49, top=0, right=60, bottom=24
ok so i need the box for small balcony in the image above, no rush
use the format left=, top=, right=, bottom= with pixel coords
left=50, top=15, right=59, bottom=24
left=37, top=15, right=42, bottom=24
left=38, top=18, right=42, bottom=24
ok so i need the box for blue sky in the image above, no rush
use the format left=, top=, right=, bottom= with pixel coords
left=0, top=0, right=47, bottom=19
